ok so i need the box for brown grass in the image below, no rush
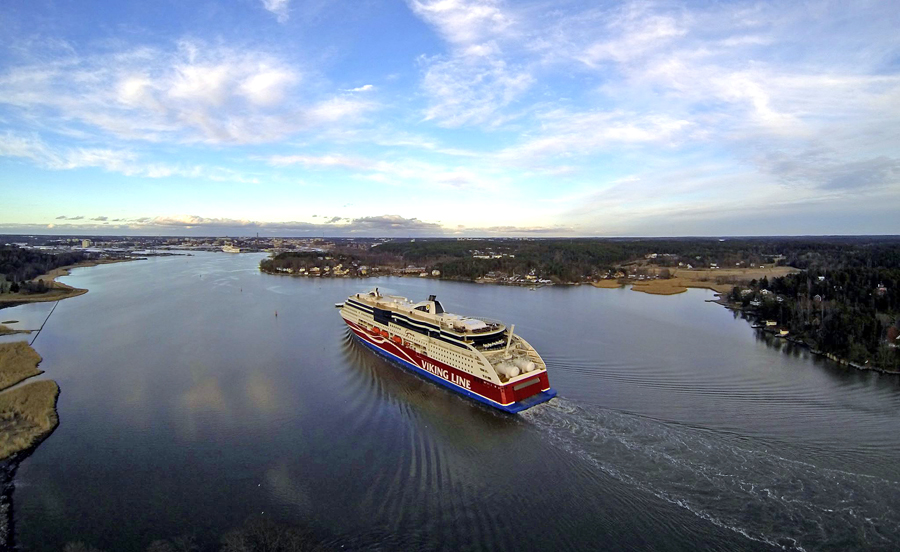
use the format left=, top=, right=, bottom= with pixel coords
left=0, top=341, right=43, bottom=391
left=0, top=324, right=31, bottom=336
left=0, top=380, right=60, bottom=460
left=630, top=280, right=689, bottom=295
left=591, top=280, right=625, bottom=289
left=593, top=266, right=801, bottom=296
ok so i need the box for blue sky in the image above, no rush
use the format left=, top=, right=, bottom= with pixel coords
left=1, top=0, right=898, bottom=236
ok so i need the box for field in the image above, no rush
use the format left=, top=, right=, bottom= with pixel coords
left=598, top=266, right=800, bottom=296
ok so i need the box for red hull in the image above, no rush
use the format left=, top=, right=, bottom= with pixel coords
left=344, top=319, right=550, bottom=407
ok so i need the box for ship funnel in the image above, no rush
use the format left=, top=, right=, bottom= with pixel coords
left=428, top=294, right=436, bottom=301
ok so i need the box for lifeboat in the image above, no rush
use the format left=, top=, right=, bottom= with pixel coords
left=392, top=335, right=402, bottom=345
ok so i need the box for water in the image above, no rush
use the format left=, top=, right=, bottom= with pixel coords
left=5, top=252, right=900, bottom=551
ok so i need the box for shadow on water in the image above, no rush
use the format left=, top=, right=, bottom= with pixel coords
left=522, top=398, right=900, bottom=552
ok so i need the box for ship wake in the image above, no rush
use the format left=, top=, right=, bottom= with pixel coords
left=523, top=399, right=900, bottom=551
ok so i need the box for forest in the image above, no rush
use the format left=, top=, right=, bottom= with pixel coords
left=726, top=243, right=900, bottom=371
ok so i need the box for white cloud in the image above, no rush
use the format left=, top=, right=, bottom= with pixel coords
left=0, top=132, right=259, bottom=183
left=261, top=0, right=291, bottom=23
left=407, top=0, right=511, bottom=46
left=0, top=40, right=371, bottom=145
left=420, top=52, right=532, bottom=127
left=344, top=84, right=374, bottom=93
left=497, top=110, right=693, bottom=164
left=265, top=152, right=507, bottom=190
left=407, top=1, right=533, bottom=127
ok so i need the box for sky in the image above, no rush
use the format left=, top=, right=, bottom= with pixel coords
left=1, top=0, right=898, bottom=237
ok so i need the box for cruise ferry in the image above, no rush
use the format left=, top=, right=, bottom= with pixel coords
left=337, top=289, right=557, bottom=413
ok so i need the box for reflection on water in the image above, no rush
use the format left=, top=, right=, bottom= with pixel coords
left=5, top=253, right=900, bottom=551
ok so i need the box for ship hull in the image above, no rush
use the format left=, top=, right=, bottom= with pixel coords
left=344, top=319, right=556, bottom=414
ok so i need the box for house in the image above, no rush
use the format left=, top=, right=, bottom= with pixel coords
left=740, top=289, right=753, bottom=296
left=750, top=300, right=761, bottom=307
left=432, top=270, right=441, bottom=277
left=766, top=320, right=778, bottom=327
left=779, top=329, right=790, bottom=337
left=813, top=294, right=823, bottom=302
left=887, top=326, right=900, bottom=347
left=877, top=283, right=887, bottom=296
left=760, top=289, right=772, bottom=296
left=818, top=276, right=825, bottom=282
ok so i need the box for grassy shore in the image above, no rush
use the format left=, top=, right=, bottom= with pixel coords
left=0, top=380, right=59, bottom=460
left=0, top=342, right=43, bottom=391
left=0, top=325, right=31, bottom=336
left=0, top=342, right=59, bottom=460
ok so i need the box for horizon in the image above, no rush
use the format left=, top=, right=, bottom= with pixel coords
left=2, top=1, right=899, bottom=236
left=4, top=232, right=900, bottom=241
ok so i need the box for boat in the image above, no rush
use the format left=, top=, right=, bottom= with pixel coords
left=222, top=244, right=242, bottom=253
left=337, top=288, right=557, bottom=413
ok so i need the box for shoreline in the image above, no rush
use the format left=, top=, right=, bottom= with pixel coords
left=259, top=262, right=894, bottom=376
left=712, top=294, right=900, bottom=377
left=0, top=258, right=123, bottom=461
left=0, top=258, right=134, bottom=306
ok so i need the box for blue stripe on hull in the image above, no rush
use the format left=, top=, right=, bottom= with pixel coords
left=351, top=331, right=557, bottom=414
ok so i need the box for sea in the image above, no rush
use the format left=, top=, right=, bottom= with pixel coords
left=2, top=251, right=899, bottom=551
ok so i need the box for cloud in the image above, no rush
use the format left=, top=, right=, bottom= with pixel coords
left=265, top=152, right=507, bottom=190
left=758, top=150, right=900, bottom=191
left=260, top=0, right=291, bottom=23
left=0, top=214, right=580, bottom=237
left=344, top=84, right=374, bottom=92
left=91, top=216, right=108, bottom=221
left=408, top=1, right=533, bottom=127
left=407, top=0, right=511, bottom=46
left=347, top=215, right=442, bottom=232
left=0, top=39, right=371, bottom=145
left=497, top=110, right=693, bottom=164
left=0, top=132, right=260, bottom=182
